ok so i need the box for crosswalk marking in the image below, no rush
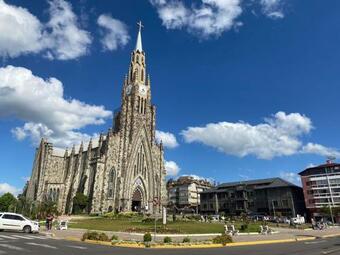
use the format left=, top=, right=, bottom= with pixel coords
left=25, top=242, right=57, bottom=249
left=66, top=245, right=87, bottom=250
left=30, top=235, right=48, bottom=240
left=0, top=243, right=24, bottom=251
left=11, top=235, right=35, bottom=240
left=0, top=235, right=18, bottom=240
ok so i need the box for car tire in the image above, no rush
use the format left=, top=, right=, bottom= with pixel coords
left=0, top=229, right=3, bottom=232
left=23, top=226, right=31, bottom=234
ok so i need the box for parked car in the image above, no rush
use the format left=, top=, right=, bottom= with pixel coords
left=0, top=212, right=39, bottom=233
left=291, top=215, right=305, bottom=225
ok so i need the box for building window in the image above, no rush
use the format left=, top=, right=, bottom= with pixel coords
left=282, top=199, right=288, bottom=207
left=108, top=168, right=116, bottom=198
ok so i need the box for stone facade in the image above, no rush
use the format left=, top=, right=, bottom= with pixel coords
left=25, top=27, right=167, bottom=215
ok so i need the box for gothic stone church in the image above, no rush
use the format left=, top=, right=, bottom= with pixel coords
left=25, top=26, right=167, bottom=214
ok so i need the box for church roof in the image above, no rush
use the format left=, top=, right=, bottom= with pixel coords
left=135, top=21, right=143, bottom=51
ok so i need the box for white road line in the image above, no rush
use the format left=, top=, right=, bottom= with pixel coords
left=10, top=235, right=35, bottom=240
left=31, top=235, right=48, bottom=240
left=304, top=240, right=326, bottom=244
left=25, top=242, right=57, bottom=249
left=66, top=245, right=87, bottom=250
left=322, top=247, right=340, bottom=255
left=0, top=243, right=24, bottom=251
left=0, top=236, right=18, bottom=240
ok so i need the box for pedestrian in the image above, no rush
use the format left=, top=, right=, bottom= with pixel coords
left=46, top=214, right=53, bottom=231
left=45, top=215, right=50, bottom=231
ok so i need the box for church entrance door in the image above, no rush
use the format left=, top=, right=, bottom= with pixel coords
left=131, top=188, right=142, bottom=212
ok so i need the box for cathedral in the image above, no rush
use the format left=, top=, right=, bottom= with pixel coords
left=25, top=24, right=167, bottom=215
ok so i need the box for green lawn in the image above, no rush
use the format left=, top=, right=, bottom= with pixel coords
left=69, top=218, right=261, bottom=234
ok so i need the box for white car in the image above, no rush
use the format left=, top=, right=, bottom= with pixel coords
left=0, top=212, right=39, bottom=233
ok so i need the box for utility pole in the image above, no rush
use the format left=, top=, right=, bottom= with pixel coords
left=271, top=200, right=276, bottom=218
left=290, top=192, right=296, bottom=218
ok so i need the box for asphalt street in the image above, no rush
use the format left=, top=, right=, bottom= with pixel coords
left=0, top=231, right=339, bottom=255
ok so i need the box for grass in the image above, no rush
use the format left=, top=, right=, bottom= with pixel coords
left=69, top=218, right=261, bottom=234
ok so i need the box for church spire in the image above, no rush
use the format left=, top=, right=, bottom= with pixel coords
left=135, top=21, right=143, bottom=52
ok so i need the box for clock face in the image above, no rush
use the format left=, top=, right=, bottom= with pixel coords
left=139, top=85, right=147, bottom=96
left=125, top=85, right=132, bottom=95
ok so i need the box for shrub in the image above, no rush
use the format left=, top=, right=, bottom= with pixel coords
left=163, top=236, right=172, bottom=243
left=98, top=233, right=109, bottom=242
left=82, top=231, right=99, bottom=241
left=240, top=224, right=248, bottom=231
left=111, top=235, right=118, bottom=241
left=212, top=234, right=233, bottom=246
left=103, top=211, right=116, bottom=218
left=144, top=232, right=152, bottom=242
left=82, top=231, right=110, bottom=242
left=72, top=193, right=89, bottom=214
left=182, top=237, right=190, bottom=243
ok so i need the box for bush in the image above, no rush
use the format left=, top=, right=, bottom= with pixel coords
left=212, top=234, right=233, bottom=246
left=111, top=235, right=118, bottom=241
left=98, top=233, right=109, bottom=242
left=82, top=231, right=98, bottom=241
left=182, top=237, right=190, bottom=243
left=144, top=232, right=152, bottom=242
left=81, top=231, right=109, bottom=242
left=117, top=212, right=140, bottom=219
left=103, top=211, right=116, bottom=218
left=72, top=193, right=89, bottom=214
left=240, top=224, right=248, bottom=231
left=163, top=236, right=172, bottom=243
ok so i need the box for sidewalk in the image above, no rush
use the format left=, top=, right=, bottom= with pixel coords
left=43, top=226, right=340, bottom=243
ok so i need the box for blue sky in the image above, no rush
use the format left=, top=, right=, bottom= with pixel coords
left=1, top=0, right=340, bottom=194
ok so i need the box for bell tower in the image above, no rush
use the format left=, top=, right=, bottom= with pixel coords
left=116, top=21, right=156, bottom=142
left=122, top=21, right=151, bottom=116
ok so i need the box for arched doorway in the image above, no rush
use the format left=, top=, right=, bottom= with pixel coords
left=131, top=188, right=142, bottom=212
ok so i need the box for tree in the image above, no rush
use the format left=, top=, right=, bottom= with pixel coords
left=72, top=193, right=89, bottom=214
left=0, top=193, right=17, bottom=212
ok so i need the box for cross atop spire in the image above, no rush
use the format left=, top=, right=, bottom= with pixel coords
left=135, top=21, right=143, bottom=51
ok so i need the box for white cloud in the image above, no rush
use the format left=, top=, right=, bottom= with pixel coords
left=260, top=0, right=284, bottom=19
left=280, top=171, right=301, bottom=186
left=0, top=0, right=91, bottom=60
left=0, top=0, right=44, bottom=58
left=301, top=143, right=340, bottom=158
left=0, top=65, right=112, bottom=147
left=165, top=160, right=180, bottom=176
left=181, top=111, right=312, bottom=159
left=150, top=0, right=243, bottom=38
left=155, top=130, right=179, bottom=149
left=43, top=0, right=92, bottom=60
left=97, top=14, right=130, bottom=51
left=0, top=183, right=21, bottom=196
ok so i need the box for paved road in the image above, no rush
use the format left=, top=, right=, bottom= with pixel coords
left=0, top=231, right=339, bottom=255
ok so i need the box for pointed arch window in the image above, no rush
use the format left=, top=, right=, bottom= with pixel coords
left=108, top=168, right=116, bottom=199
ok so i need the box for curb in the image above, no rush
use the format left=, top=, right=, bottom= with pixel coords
left=67, top=236, right=318, bottom=249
